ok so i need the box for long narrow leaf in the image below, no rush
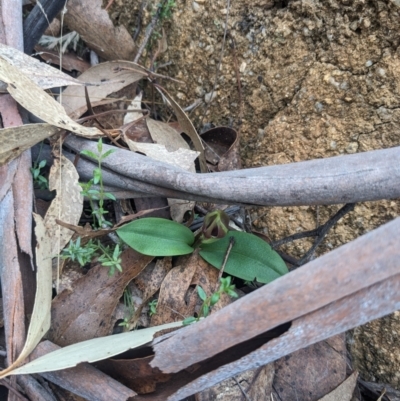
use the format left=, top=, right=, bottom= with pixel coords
left=7, top=321, right=183, bottom=376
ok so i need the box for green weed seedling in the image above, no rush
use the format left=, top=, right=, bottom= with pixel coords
left=119, top=287, right=135, bottom=329
left=148, top=299, right=158, bottom=317
left=183, top=276, right=238, bottom=325
left=31, top=159, right=49, bottom=189
left=61, top=238, right=122, bottom=275
left=80, top=138, right=116, bottom=228
left=61, top=139, right=122, bottom=275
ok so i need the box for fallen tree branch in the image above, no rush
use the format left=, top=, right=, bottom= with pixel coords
left=64, top=135, right=400, bottom=207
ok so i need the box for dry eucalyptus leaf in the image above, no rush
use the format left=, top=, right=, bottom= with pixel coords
left=64, top=0, right=136, bottom=61
left=44, top=155, right=83, bottom=257
left=155, top=84, right=207, bottom=172
left=150, top=262, right=198, bottom=326
left=0, top=57, right=101, bottom=137
left=146, top=118, right=192, bottom=153
left=61, top=61, right=148, bottom=120
left=48, top=249, right=153, bottom=346
left=318, top=371, right=358, bottom=401
left=123, top=91, right=143, bottom=125
left=6, top=321, right=184, bottom=377
left=0, top=214, right=52, bottom=377
left=127, top=141, right=199, bottom=172
left=0, top=43, right=83, bottom=92
left=0, top=123, right=59, bottom=167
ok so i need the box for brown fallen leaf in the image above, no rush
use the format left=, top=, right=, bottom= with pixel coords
left=318, top=371, right=358, bottom=401
left=0, top=123, right=59, bottom=167
left=0, top=57, right=101, bottom=137
left=0, top=42, right=84, bottom=91
left=44, top=155, right=83, bottom=257
left=61, top=61, right=148, bottom=120
left=200, top=126, right=241, bottom=172
left=150, top=256, right=198, bottom=326
left=35, top=45, right=91, bottom=73
left=64, top=0, right=136, bottom=61
left=272, top=334, right=347, bottom=401
left=48, top=248, right=153, bottom=346
left=154, top=84, right=207, bottom=172
left=129, top=258, right=173, bottom=328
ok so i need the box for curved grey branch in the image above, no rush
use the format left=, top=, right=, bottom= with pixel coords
left=64, top=135, right=400, bottom=207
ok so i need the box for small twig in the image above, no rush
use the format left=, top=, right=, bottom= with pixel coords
left=232, top=376, right=252, bottom=401
left=271, top=203, right=355, bottom=248
left=299, top=203, right=355, bottom=264
left=199, top=0, right=231, bottom=127
left=0, top=379, right=29, bottom=401
left=215, top=236, right=235, bottom=291
left=133, top=0, right=167, bottom=63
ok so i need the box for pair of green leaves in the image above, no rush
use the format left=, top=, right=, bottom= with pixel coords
left=116, top=217, right=288, bottom=284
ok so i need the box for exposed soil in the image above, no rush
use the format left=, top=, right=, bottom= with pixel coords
left=110, top=0, right=400, bottom=389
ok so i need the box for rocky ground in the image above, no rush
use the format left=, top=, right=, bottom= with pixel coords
left=109, top=0, right=400, bottom=390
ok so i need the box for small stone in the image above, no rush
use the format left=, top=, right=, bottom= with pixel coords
left=365, top=60, right=373, bottom=67
left=204, top=91, right=217, bottom=103
left=192, top=1, right=200, bottom=12
left=330, top=141, right=337, bottom=150
left=346, top=142, right=359, bottom=153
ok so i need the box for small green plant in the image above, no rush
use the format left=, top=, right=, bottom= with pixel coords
left=80, top=138, right=116, bottom=228
left=158, top=0, right=176, bottom=20
left=183, top=276, right=238, bottom=325
left=119, top=287, right=135, bottom=329
left=116, top=211, right=289, bottom=284
left=30, top=159, right=49, bottom=189
left=148, top=299, right=158, bottom=317
left=61, top=139, right=122, bottom=275
left=61, top=238, right=122, bottom=275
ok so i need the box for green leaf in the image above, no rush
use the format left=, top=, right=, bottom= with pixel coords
left=199, top=231, right=288, bottom=284
left=104, top=192, right=116, bottom=201
left=93, top=168, right=101, bottom=185
left=81, top=150, right=98, bottom=160
left=116, top=217, right=195, bottom=256
left=210, top=292, right=220, bottom=306
left=97, top=138, right=103, bottom=153
left=101, top=149, right=116, bottom=159
left=197, top=286, right=207, bottom=301
left=38, top=159, right=46, bottom=168
left=182, top=316, right=197, bottom=326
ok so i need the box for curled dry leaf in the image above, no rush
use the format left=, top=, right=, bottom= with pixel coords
left=0, top=57, right=101, bottom=138
left=0, top=123, right=59, bottom=167
left=155, top=84, right=207, bottom=172
left=0, top=43, right=83, bottom=91
left=64, top=0, right=136, bottom=61
left=44, top=155, right=83, bottom=257
left=61, top=61, right=148, bottom=120
left=0, top=214, right=52, bottom=378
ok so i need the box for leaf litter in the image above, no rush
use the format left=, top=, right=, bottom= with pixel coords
left=0, top=11, right=386, bottom=401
